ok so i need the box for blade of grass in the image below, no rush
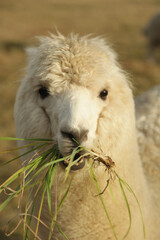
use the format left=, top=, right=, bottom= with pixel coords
left=64, top=146, right=83, bottom=182
left=108, top=185, right=117, bottom=204
left=23, top=180, right=44, bottom=240
left=55, top=222, right=70, bottom=240
left=0, top=155, right=53, bottom=213
left=45, top=163, right=57, bottom=214
left=23, top=150, right=57, bottom=240
left=0, top=148, right=54, bottom=212
left=29, top=154, right=76, bottom=183
left=118, top=178, right=131, bottom=240
left=34, top=186, right=46, bottom=239
left=19, top=213, right=50, bottom=231
left=0, top=166, right=26, bottom=193
left=0, top=143, right=48, bottom=167
left=48, top=178, right=73, bottom=240
left=22, top=219, right=42, bottom=240
left=23, top=152, right=55, bottom=239
left=0, top=152, right=42, bottom=195
left=0, top=137, right=54, bottom=142
left=34, top=157, right=58, bottom=239
left=0, top=142, right=45, bottom=154
left=116, top=173, right=146, bottom=238
left=5, top=218, right=23, bottom=237
left=24, top=182, right=45, bottom=240
left=89, top=162, right=118, bottom=240
left=0, top=139, right=61, bottom=239
left=0, top=192, right=17, bottom=211
left=19, top=157, right=63, bottom=200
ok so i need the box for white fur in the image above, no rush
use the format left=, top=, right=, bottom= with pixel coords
left=14, top=33, right=160, bottom=240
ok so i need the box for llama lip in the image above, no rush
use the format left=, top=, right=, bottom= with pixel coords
left=62, top=154, right=86, bottom=171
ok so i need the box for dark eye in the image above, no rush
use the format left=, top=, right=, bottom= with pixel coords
left=38, top=86, right=49, bottom=99
left=99, top=89, right=108, bottom=100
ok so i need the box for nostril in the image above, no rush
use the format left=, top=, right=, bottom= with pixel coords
left=61, top=130, right=75, bottom=142
left=80, top=129, right=89, bottom=142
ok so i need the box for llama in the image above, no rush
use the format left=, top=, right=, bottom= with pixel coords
left=136, top=85, right=160, bottom=210
left=143, top=12, right=160, bottom=60
left=14, top=33, right=160, bottom=240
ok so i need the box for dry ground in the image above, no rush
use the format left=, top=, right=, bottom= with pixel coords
left=0, top=0, right=160, bottom=239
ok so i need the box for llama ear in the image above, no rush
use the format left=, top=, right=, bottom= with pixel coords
left=25, top=47, right=38, bottom=62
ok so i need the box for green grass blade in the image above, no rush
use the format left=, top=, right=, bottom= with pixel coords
left=118, top=178, right=131, bottom=240
left=0, top=137, right=54, bottom=142
left=23, top=149, right=58, bottom=239
left=24, top=182, right=45, bottom=240
left=35, top=186, right=46, bottom=239
left=0, top=182, right=23, bottom=212
left=0, top=142, right=44, bottom=154
left=116, top=173, right=146, bottom=238
left=0, top=166, right=25, bottom=193
left=64, top=146, right=83, bottom=182
left=89, top=162, right=118, bottom=240
left=0, top=192, right=17, bottom=211
left=45, top=163, right=57, bottom=214
left=55, top=222, right=70, bottom=240
left=0, top=148, right=53, bottom=212
left=0, top=143, right=48, bottom=167
left=48, top=178, right=73, bottom=240
left=28, top=154, right=73, bottom=183
left=0, top=151, right=44, bottom=195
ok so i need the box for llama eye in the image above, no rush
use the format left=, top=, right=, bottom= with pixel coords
left=99, top=89, right=108, bottom=100
left=38, top=86, right=49, bottom=99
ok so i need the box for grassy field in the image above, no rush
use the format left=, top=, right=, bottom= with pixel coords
left=0, top=0, right=160, bottom=239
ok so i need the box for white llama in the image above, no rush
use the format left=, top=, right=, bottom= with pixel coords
left=14, top=33, right=160, bottom=240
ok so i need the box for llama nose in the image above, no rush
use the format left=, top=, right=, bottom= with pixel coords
left=61, top=128, right=89, bottom=143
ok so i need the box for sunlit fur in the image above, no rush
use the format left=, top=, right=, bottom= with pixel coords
left=14, top=33, right=160, bottom=240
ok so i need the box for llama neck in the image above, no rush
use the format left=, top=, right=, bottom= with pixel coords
left=98, top=123, right=147, bottom=191
left=112, top=129, right=149, bottom=200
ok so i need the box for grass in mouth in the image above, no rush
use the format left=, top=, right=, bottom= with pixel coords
left=0, top=137, right=145, bottom=240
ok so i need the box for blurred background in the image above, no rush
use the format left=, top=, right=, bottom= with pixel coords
left=0, top=0, right=160, bottom=239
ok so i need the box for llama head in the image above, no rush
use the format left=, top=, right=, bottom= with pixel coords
left=14, top=33, right=135, bottom=166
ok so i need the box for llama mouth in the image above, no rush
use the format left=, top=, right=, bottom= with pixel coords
left=62, top=153, right=86, bottom=171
